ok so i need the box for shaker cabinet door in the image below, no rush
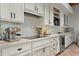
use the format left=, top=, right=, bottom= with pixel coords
left=33, top=49, right=42, bottom=56
left=0, top=3, right=11, bottom=20
left=9, top=3, right=24, bottom=23
left=44, top=4, right=50, bottom=25
left=13, top=3, right=24, bottom=23
left=41, top=45, right=51, bottom=56
left=24, top=3, right=36, bottom=12
left=36, top=3, right=44, bottom=15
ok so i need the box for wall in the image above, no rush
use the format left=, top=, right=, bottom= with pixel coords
left=21, top=13, right=43, bottom=37
left=0, top=22, right=21, bottom=33
left=69, top=5, right=79, bottom=42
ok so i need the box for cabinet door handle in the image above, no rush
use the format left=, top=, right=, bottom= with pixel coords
left=14, top=13, right=15, bottom=19
left=11, top=12, right=12, bottom=18
left=37, top=8, right=38, bottom=12
left=35, top=6, right=36, bottom=11
left=17, top=48, right=22, bottom=51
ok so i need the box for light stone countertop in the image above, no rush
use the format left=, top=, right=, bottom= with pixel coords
left=0, top=33, right=68, bottom=48
left=0, top=39, right=31, bottom=48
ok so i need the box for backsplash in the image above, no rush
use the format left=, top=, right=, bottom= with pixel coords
left=0, top=22, right=21, bottom=33
left=21, top=13, right=43, bottom=37
left=50, top=26, right=61, bottom=33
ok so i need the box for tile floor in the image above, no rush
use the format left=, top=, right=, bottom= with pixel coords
left=58, top=43, right=79, bottom=56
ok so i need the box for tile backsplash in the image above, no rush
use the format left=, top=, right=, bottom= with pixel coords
left=0, top=21, right=21, bottom=33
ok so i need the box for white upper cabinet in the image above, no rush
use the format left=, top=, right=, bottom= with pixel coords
left=9, top=3, right=24, bottom=23
left=44, top=4, right=50, bottom=25
left=60, top=12, right=64, bottom=26
left=36, top=3, right=44, bottom=15
left=49, top=4, right=54, bottom=26
left=0, top=3, right=11, bottom=20
left=44, top=3, right=54, bottom=26
left=0, top=3, right=24, bottom=23
left=24, top=3, right=44, bottom=16
left=24, top=3, right=36, bottom=12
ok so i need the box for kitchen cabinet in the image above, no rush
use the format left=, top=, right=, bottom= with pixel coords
left=33, top=48, right=42, bottom=56
left=51, top=36, right=60, bottom=56
left=41, top=45, right=51, bottom=56
left=9, top=3, right=24, bottom=23
left=32, top=38, right=50, bottom=49
left=44, top=3, right=56, bottom=26
left=24, top=3, right=36, bottom=12
left=33, top=45, right=51, bottom=56
left=64, top=15, right=69, bottom=26
left=44, top=4, right=50, bottom=25
left=2, top=43, right=31, bottom=56
left=0, top=3, right=24, bottom=23
left=32, top=38, right=51, bottom=56
left=49, top=4, right=54, bottom=25
left=24, top=3, right=44, bottom=16
left=36, top=3, right=44, bottom=15
left=65, top=33, right=73, bottom=48
left=60, top=12, right=64, bottom=26
left=0, top=3, right=11, bottom=20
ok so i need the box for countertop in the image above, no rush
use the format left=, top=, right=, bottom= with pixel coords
left=0, top=32, right=71, bottom=48
left=0, top=39, right=31, bottom=48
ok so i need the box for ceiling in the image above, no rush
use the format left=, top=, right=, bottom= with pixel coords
left=69, top=3, right=79, bottom=6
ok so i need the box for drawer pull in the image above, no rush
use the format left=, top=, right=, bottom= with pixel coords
left=17, top=48, right=22, bottom=51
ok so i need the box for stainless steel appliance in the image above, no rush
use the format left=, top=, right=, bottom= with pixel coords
left=4, top=27, right=21, bottom=41
left=59, top=35, right=65, bottom=52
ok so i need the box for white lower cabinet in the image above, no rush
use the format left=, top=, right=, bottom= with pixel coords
left=32, top=38, right=50, bottom=49
left=33, top=45, right=51, bottom=56
left=65, top=33, right=73, bottom=48
left=51, top=36, right=60, bottom=56
left=51, top=46, right=57, bottom=56
left=41, top=46, right=51, bottom=56
left=33, top=48, right=42, bottom=56
left=1, top=43, right=31, bottom=56
left=51, top=43, right=59, bottom=56
left=0, top=36, right=61, bottom=56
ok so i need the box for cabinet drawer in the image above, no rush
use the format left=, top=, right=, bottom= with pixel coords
left=51, top=47, right=57, bottom=56
left=52, top=36, right=59, bottom=42
left=51, top=42, right=57, bottom=47
left=33, top=38, right=50, bottom=48
left=2, top=43, right=31, bottom=56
